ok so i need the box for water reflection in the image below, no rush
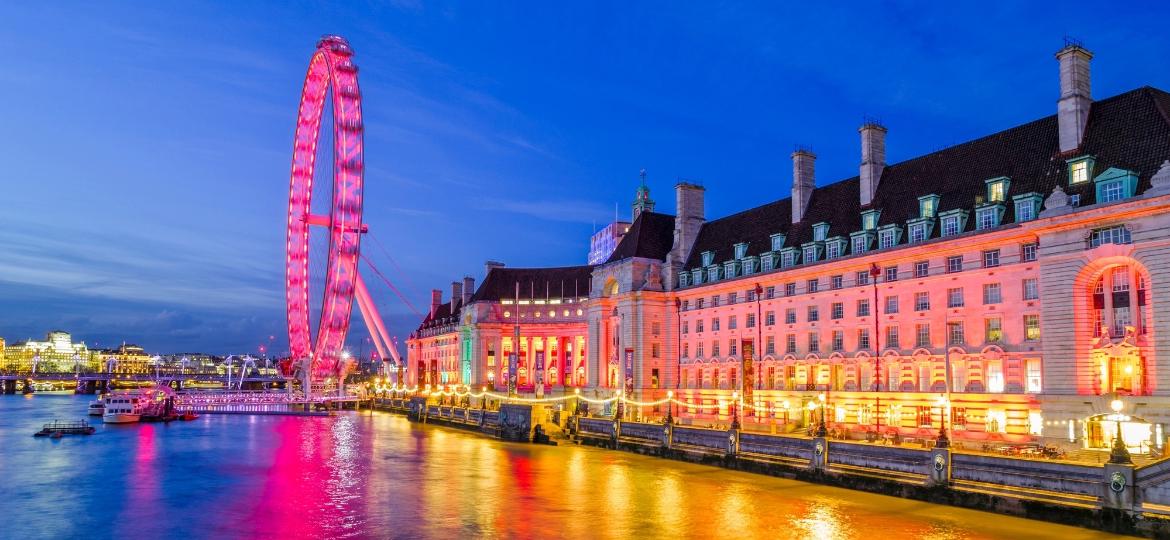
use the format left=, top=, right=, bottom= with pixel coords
left=0, top=395, right=1134, bottom=540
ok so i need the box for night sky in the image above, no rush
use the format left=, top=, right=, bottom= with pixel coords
left=2, top=2, right=1168, bottom=355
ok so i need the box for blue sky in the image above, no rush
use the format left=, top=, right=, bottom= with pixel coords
left=2, top=2, right=1168, bottom=355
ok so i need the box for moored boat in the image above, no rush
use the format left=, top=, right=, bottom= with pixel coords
left=33, top=420, right=96, bottom=437
left=103, top=392, right=146, bottom=424
left=87, top=399, right=105, bottom=416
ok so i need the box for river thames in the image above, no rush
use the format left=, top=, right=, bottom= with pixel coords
left=0, top=394, right=1130, bottom=540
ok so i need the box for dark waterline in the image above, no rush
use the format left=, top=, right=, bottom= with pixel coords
left=0, top=394, right=1130, bottom=539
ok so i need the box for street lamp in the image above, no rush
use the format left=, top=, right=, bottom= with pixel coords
left=935, top=395, right=950, bottom=448
left=731, top=390, right=741, bottom=429
left=665, top=390, right=674, bottom=424
left=817, top=393, right=827, bottom=437
left=1109, top=396, right=1132, bottom=464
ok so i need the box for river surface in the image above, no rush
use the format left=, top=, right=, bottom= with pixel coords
left=0, top=394, right=1130, bottom=540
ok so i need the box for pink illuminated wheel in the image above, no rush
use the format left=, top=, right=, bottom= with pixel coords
left=285, top=35, right=365, bottom=380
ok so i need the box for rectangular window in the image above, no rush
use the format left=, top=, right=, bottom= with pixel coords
left=1100, top=180, right=1125, bottom=203
left=1024, top=314, right=1040, bottom=341
left=803, top=246, right=817, bottom=263
left=982, top=249, right=1000, bottom=268
left=782, top=251, right=795, bottom=268
left=832, top=330, right=844, bottom=352
left=696, top=320, right=704, bottom=333
left=746, top=289, right=756, bottom=302
left=948, top=321, right=965, bottom=345
left=682, top=321, right=689, bottom=334
left=831, top=302, right=844, bottom=320
left=914, top=261, right=930, bottom=278
left=806, top=279, right=819, bottom=293
left=1089, top=226, right=1132, bottom=248
left=1026, top=359, right=1042, bottom=393
left=947, top=287, right=964, bottom=308
left=884, top=266, right=898, bottom=282
left=946, top=255, right=963, bottom=273
left=765, top=311, right=775, bottom=326
left=1021, top=242, right=1038, bottom=262
left=983, top=283, right=1002, bottom=305
left=857, top=328, right=871, bottom=350
left=711, top=318, right=720, bottom=331
left=729, top=340, right=737, bottom=356
left=884, top=295, right=899, bottom=314
left=886, top=326, right=900, bottom=349
left=683, top=343, right=690, bottom=357
left=976, top=208, right=997, bottom=230
left=856, top=299, right=870, bottom=317
left=852, top=235, right=868, bottom=254
left=856, top=270, right=870, bottom=286
left=985, top=317, right=1003, bottom=342
left=909, top=223, right=926, bottom=243
left=729, top=292, right=738, bottom=304
left=942, top=216, right=960, bottom=237
left=746, top=313, right=756, bottom=328
left=807, top=306, right=819, bottom=322
left=1070, top=160, right=1089, bottom=184
left=914, top=292, right=930, bottom=311
left=785, top=283, right=796, bottom=296
left=879, top=230, right=897, bottom=249
left=766, top=286, right=776, bottom=299
left=785, top=309, right=796, bottom=324
left=1023, top=278, right=1039, bottom=300
left=916, top=323, right=931, bottom=348
left=827, top=242, right=842, bottom=259
left=696, top=342, right=704, bottom=357
left=728, top=316, right=737, bottom=330
left=712, top=342, right=720, bottom=357
left=785, top=334, right=797, bottom=354
left=766, top=335, right=775, bottom=355
left=807, top=332, right=820, bottom=353
left=1016, top=200, right=1035, bottom=221
left=696, top=298, right=704, bottom=309
left=830, top=275, right=843, bottom=290
left=762, top=256, right=774, bottom=272
left=711, top=295, right=720, bottom=307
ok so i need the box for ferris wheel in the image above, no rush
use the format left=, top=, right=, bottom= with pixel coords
left=284, top=36, right=400, bottom=385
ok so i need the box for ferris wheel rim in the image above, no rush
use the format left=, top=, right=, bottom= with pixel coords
left=284, top=36, right=365, bottom=379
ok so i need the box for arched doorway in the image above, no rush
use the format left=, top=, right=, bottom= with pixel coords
left=1084, top=412, right=1154, bottom=453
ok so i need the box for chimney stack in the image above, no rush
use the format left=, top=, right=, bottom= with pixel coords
left=450, top=281, right=462, bottom=312
left=791, top=149, right=816, bottom=224
left=430, top=289, right=442, bottom=318
left=462, top=276, right=474, bottom=305
left=859, top=122, right=887, bottom=207
left=665, top=182, right=706, bottom=290
left=484, top=260, right=505, bottom=276
left=1056, top=41, right=1092, bottom=154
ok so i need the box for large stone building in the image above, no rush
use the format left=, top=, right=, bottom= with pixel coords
left=407, top=44, right=1170, bottom=452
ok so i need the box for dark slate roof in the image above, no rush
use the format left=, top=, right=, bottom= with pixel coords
left=416, top=299, right=462, bottom=331
left=604, top=211, right=676, bottom=263
left=685, top=86, right=1170, bottom=268
left=470, top=265, right=595, bottom=302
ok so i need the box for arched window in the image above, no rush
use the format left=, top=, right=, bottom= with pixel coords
left=1091, top=265, right=1148, bottom=338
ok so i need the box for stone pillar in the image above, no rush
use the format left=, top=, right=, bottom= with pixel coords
left=811, top=437, right=827, bottom=470
left=1102, top=463, right=1135, bottom=510
left=928, top=448, right=951, bottom=486
left=728, top=427, right=739, bottom=457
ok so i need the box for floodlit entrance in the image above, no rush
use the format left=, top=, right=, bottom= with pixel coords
left=1084, top=413, right=1156, bottom=453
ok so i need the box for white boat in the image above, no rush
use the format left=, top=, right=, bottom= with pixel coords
left=87, top=399, right=105, bottom=416
left=102, top=392, right=146, bottom=424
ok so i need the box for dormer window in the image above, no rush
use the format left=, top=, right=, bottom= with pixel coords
left=877, top=225, right=901, bottom=249
left=812, top=222, right=829, bottom=242
left=908, top=221, right=930, bottom=243
left=724, top=260, right=740, bottom=278
left=678, top=272, right=690, bottom=287
left=1067, top=155, right=1095, bottom=185
left=1094, top=167, right=1139, bottom=204
left=770, top=233, right=785, bottom=251
left=985, top=176, right=1010, bottom=203
left=691, top=268, right=704, bottom=285
left=849, top=231, right=871, bottom=255
left=861, top=209, right=881, bottom=231
left=1012, top=192, right=1042, bottom=222
left=939, top=209, right=968, bottom=237
left=802, top=243, right=820, bottom=264
left=707, top=266, right=720, bottom=283
left=734, top=242, right=748, bottom=259
left=743, top=256, right=758, bottom=275
left=701, top=251, right=714, bottom=267
left=918, top=194, right=940, bottom=219
left=780, top=248, right=798, bottom=268
left=761, top=254, right=774, bottom=272
left=975, top=205, right=1004, bottom=231
left=825, top=237, right=845, bottom=260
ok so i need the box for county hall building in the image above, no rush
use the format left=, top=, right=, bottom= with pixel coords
left=407, top=43, right=1170, bottom=453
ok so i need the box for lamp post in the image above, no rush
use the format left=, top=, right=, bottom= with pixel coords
left=870, top=263, right=882, bottom=437
left=1109, top=396, right=1132, bottom=464
left=935, top=395, right=950, bottom=448
left=665, top=390, right=674, bottom=424
left=817, top=392, right=827, bottom=437
left=573, top=387, right=580, bottom=416
left=731, top=390, right=741, bottom=429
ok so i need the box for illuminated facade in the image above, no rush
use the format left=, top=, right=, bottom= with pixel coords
left=409, top=44, right=1170, bottom=450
